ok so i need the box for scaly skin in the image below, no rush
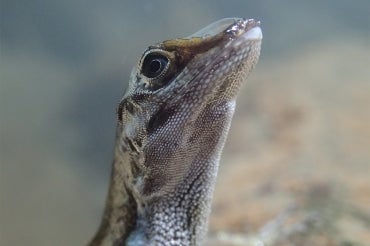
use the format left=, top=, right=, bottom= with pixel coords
left=89, top=18, right=262, bottom=246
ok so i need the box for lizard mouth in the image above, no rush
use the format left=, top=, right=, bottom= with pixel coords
left=158, top=18, right=262, bottom=55
left=187, top=18, right=262, bottom=41
left=223, top=18, right=262, bottom=41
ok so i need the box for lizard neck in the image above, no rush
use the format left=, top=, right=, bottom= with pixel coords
left=127, top=103, right=235, bottom=245
left=88, top=125, right=142, bottom=246
left=127, top=169, right=218, bottom=246
left=90, top=102, right=235, bottom=246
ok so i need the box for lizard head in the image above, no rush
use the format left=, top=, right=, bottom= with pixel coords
left=117, top=18, right=262, bottom=202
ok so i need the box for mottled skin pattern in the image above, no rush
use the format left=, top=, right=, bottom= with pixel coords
left=89, top=18, right=262, bottom=246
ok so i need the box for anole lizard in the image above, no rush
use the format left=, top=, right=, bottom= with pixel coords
left=89, top=18, right=262, bottom=246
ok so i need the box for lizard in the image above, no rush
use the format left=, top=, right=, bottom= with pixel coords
left=88, top=17, right=262, bottom=246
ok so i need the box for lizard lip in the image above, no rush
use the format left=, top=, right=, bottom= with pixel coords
left=187, top=18, right=262, bottom=40
left=225, top=18, right=262, bottom=41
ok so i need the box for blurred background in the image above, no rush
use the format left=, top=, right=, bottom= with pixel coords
left=1, top=1, right=369, bottom=245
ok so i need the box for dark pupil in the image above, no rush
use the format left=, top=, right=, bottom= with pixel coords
left=150, top=60, right=161, bottom=73
left=142, top=54, right=168, bottom=78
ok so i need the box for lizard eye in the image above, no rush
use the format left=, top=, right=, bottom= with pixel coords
left=142, top=53, right=169, bottom=79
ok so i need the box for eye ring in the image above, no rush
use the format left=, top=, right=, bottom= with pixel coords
left=141, top=52, right=170, bottom=79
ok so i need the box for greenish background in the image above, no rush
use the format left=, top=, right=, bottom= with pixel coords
left=1, top=1, right=369, bottom=245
